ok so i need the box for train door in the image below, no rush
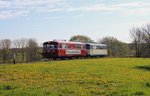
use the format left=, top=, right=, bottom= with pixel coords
left=86, top=44, right=92, bottom=56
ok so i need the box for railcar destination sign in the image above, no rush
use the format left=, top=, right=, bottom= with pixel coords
left=66, top=50, right=81, bottom=54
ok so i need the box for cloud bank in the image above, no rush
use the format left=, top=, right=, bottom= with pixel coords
left=0, top=0, right=150, bottom=19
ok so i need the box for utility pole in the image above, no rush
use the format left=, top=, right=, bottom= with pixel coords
left=13, top=53, right=16, bottom=64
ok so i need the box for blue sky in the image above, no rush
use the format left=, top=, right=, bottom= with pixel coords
left=0, top=0, right=150, bottom=44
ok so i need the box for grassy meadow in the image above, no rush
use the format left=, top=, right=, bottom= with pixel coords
left=0, top=58, right=150, bottom=96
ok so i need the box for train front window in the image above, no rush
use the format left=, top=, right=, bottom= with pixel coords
left=47, top=45, right=55, bottom=49
left=43, top=43, right=57, bottom=49
left=43, top=44, right=47, bottom=49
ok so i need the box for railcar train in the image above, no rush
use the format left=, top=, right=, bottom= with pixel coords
left=42, top=40, right=108, bottom=59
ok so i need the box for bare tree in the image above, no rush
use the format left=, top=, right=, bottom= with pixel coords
left=26, top=39, right=39, bottom=62
left=13, top=38, right=27, bottom=62
left=130, top=27, right=143, bottom=57
left=0, top=38, right=41, bottom=63
left=13, top=39, right=21, bottom=48
left=20, top=39, right=27, bottom=62
left=1, top=39, right=11, bottom=49
left=0, top=39, right=12, bottom=63
left=130, top=24, right=150, bottom=57
left=141, top=24, right=150, bottom=57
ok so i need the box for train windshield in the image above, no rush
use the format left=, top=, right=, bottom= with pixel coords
left=43, top=43, right=57, bottom=49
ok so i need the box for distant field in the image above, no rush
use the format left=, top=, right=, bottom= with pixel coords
left=0, top=58, right=150, bottom=96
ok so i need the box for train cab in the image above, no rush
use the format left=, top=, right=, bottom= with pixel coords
left=42, top=41, right=59, bottom=58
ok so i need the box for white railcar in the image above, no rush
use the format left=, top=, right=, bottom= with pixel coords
left=86, top=43, right=108, bottom=57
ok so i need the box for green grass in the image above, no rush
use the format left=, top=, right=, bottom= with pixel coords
left=0, top=58, right=150, bottom=96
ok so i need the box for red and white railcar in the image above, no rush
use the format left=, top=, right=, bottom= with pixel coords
left=42, top=40, right=87, bottom=59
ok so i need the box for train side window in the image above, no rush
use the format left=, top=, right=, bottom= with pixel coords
left=100, top=46, right=103, bottom=49
left=93, top=46, right=96, bottom=49
left=96, top=46, right=101, bottom=49
left=76, top=44, right=81, bottom=49
left=100, top=46, right=107, bottom=49
left=43, top=44, right=47, bottom=49
left=81, top=45, right=85, bottom=49
left=62, top=44, right=66, bottom=49
left=90, top=46, right=93, bottom=49
left=86, top=45, right=90, bottom=49
left=66, top=44, right=68, bottom=49
left=67, top=44, right=72, bottom=49
left=83, top=45, right=86, bottom=49
left=59, top=44, right=62, bottom=48
left=47, top=45, right=49, bottom=48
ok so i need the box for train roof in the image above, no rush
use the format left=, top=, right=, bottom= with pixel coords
left=43, top=40, right=85, bottom=45
left=86, top=43, right=107, bottom=46
left=43, top=40, right=107, bottom=46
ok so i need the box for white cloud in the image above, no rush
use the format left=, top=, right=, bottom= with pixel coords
left=0, top=0, right=64, bottom=19
left=81, top=4, right=122, bottom=12
left=43, top=14, right=84, bottom=20
left=110, top=2, right=150, bottom=15
left=0, top=0, right=10, bottom=7
left=0, top=10, right=29, bottom=19
left=113, top=2, right=145, bottom=7
left=0, top=0, right=150, bottom=20
left=0, top=11, right=14, bottom=19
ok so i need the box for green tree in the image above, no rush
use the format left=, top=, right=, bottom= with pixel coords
left=98, top=37, right=130, bottom=57
left=69, top=35, right=94, bottom=43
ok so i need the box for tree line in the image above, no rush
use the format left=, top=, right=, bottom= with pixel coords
left=0, top=38, right=42, bottom=64
left=0, top=24, right=150, bottom=64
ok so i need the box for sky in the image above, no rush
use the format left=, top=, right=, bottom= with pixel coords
left=0, top=0, right=150, bottom=44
